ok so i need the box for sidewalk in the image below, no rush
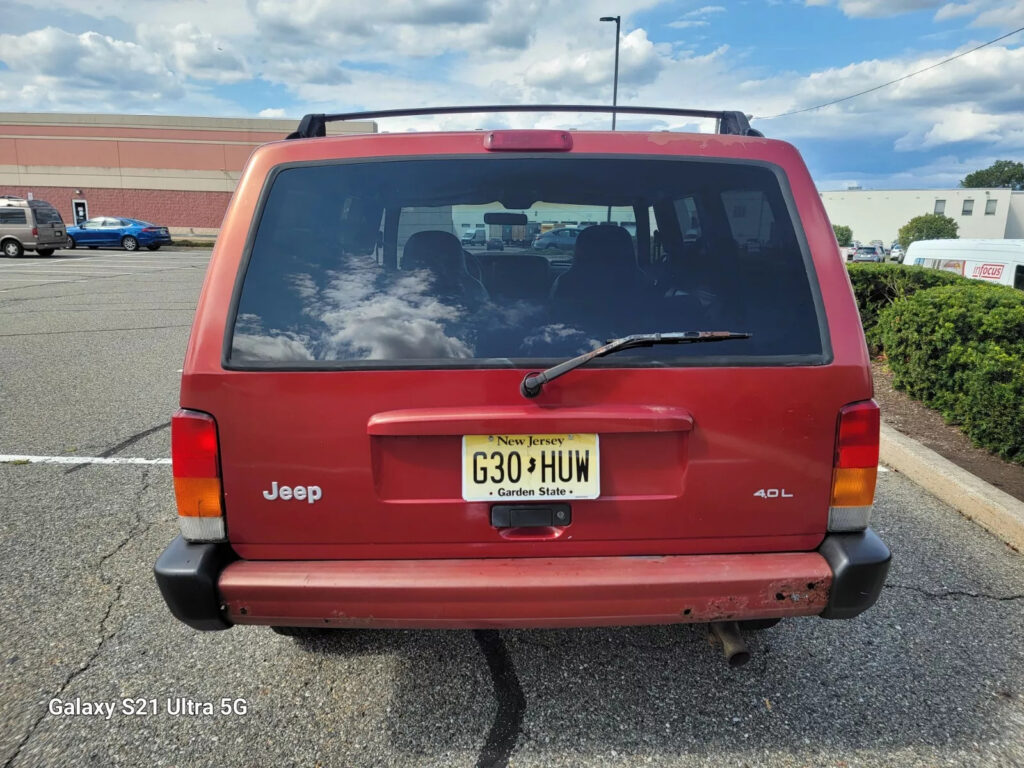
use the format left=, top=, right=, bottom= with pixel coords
left=881, top=423, right=1024, bottom=552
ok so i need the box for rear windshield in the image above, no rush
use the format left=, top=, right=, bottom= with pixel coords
left=229, top=157, right=825, bottom=367
left=28, top=202, right=64, bottom=225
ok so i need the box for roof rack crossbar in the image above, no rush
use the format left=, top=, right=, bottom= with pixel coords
left=285, top=105, right=763, bottom=140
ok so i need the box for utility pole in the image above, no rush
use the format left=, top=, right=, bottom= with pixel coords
left=600, top=15, right=621, bottom=130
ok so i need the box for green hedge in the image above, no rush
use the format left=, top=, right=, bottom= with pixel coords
left=876, top=283, right=1024, bottom=464
left=846, top=263, right=966, bottom=347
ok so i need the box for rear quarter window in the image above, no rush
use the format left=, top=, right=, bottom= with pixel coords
left=0, top=209, right=28, bottom=225
left=228, top=156, right=828, bottom=368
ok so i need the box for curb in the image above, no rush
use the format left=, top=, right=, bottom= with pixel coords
left=880, top=423, right=1024, bottom=551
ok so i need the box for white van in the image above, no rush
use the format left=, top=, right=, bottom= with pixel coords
left=906, top=239, right=1024, bottom=291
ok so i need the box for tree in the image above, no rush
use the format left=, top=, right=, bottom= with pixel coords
left=961, top=160, right=1024, bottom=189
left=832, top=224, right=853, bottom=247
left=897, top=213, right=958, bottom=251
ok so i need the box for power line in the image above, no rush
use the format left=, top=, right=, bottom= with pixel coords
left=757, top=24, right=1024, bottom=120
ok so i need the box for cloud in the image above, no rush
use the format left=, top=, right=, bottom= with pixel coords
left=258, top=108, right=287, bottom=118
left=668, top=20, right=710, bottom=28
left=806, top=0, right=944, bottom=17
left=521, top=29, right=666, bottom=98
left=684, top=5, right=727, bottom=16
left=137, top=23, right=249, bottom=84
left=745, top=42, right=1024, bottom=156
left=0, top=27, right=184, bottom=104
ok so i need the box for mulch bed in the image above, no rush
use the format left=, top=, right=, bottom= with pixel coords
left=871, top=360, right=1024, bottom=503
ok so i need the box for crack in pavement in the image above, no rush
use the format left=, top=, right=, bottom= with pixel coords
left=473, top=630, right=526, bottom=768
left=885, top=583, right=1024, bottom=601
left=3, top=469, right=156, bottom=768
left=64, top=422, right=170, bottom=475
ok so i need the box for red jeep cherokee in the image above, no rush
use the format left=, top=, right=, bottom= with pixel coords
left=155, top=106, right=889, bottom=660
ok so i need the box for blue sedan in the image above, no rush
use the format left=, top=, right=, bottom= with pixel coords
left=66, top=217, right=173, bottom=252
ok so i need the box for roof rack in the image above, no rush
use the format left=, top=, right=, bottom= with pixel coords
left=285, top=105, right=763, bottom=140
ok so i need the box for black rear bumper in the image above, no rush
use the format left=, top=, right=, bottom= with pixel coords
left=153, top=528, right=891, bottom=631
left=154, top=535, right=235, bottom=631
left=818, top=528, right=891, bottom=619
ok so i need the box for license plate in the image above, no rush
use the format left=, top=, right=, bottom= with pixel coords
left=462, top=433, right=599, bottom=502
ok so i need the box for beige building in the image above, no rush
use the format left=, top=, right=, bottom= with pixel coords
left=820, top=188, right=1024, bottom=245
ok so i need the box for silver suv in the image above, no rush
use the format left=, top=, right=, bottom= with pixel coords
left=0, top=196, right=66, bottom=257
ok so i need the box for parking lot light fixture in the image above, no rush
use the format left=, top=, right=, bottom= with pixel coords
left=600, top=15, right=621, bottom=130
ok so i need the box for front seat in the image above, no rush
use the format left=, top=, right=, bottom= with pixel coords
left=402, top=230, right=489, bottom=303
left=549, top=224, right=651, bottom=331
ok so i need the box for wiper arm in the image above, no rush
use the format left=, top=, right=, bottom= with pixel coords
left=520, top=331, right=752, bottom=398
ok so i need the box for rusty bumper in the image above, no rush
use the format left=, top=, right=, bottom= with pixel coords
left=156, top=530, right=889, bottom=631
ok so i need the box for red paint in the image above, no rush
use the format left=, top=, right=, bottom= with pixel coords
left=219, top=552, right=832, bottom=628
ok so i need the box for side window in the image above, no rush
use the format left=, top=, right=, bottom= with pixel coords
left=934, top=199, right=946, bottom=215
left=1015, top=265, right=1024, bottom=292
left=0, top=209, right=28, bottom=225
left=962, top=199, right=974, bottom=216
left=673, top=197, right=701, bottom=239
left=721, top=190, right=776, bottom=253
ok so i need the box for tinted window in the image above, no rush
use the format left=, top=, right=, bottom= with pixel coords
left=0, top=209, right=28, bottom=225
left=28, top=203, right=63, bottom=225
left=230, top=158, right=824, bottom=367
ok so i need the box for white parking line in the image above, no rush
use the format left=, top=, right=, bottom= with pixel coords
left=0, top=454, right=171, bottom=465
left=0, top=280, right=73, bottom=286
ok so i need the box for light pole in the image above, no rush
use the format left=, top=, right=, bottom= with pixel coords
left=599, top=15, right=621, bottom=130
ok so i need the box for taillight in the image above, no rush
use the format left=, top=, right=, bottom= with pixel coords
left=829, top=400, right=880, bottom=532
left=32, top=227, right=38, bottom=236
left=171, top=408, right=225, bottom=541
left=141, top=227, right=156, bottom=232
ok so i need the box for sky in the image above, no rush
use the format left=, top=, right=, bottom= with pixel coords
left=0, top=0, right=1022, bottom=190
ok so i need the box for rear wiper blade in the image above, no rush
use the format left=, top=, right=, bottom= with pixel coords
left=520, top=331, right=752, bottom=398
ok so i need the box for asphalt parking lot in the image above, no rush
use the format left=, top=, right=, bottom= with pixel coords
left=1, top=249, right=1023, bottom=768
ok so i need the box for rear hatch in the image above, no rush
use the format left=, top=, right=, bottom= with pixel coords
left=28, top=201, right=65, bottom=247
left=193, top=143, right=870, bottom=560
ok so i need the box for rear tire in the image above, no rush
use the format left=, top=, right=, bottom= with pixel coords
left=36, top=248, right=54, bottom=256
left=146, top=244, right=161, bottom=251
left=122, top=235, right=139, bottom=252
left=2, top=239, right=24, bottom=258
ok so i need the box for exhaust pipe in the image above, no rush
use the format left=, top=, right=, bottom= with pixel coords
left=709, top=621, right=751, bottom=668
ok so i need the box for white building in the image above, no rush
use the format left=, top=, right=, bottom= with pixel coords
left=820, top=188, right=1024, bottom=245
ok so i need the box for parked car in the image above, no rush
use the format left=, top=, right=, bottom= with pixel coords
left=532, top=226, right=580, bottom=251
left=486, top=238, right=504, bottom=251
left=851, top=245, right=884, bottom=262
left=0, top=196, right=66, bottom=257
left=461, top=229, right=485, bottom=246
left=155, top=105, right=889, bottom=665
left=66, top=217, right=172, bottom=251
left=889, top=244, right=905, bottom=263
